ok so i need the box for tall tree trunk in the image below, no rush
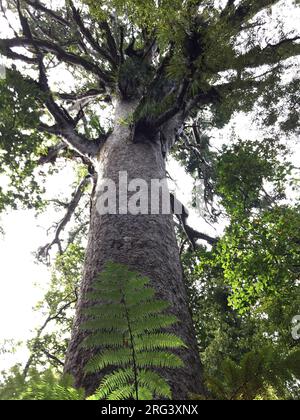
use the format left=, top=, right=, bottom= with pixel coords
left=64, top=100, right=205, bottom=399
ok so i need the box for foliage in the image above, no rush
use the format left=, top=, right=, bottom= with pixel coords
left=0, top=69, right=46, bottom=212
left=0, top=263, right=186, bottom=400
left=183, top=247, right=300, bottom=400
left=19, top=370, right=85, bottom=401
left=81, top=262, right=186, bottom=400
left=23, top=244, right=85, bottom=374
left=215, top=139, right=292, bottom=217
left=0, top=366, right=84, bottom=400
left=205, top=347, right=300, bottom=400
left=196, top=205, right=300, bottom=313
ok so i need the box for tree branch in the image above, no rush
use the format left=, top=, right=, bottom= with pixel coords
left=69, top=2, right=117, bottom=66
left=38, top=142, right=67, bottom=165
left=221, top=0, right=280, bottom=27
left=154, top=79, right=190, bottom=128
left=41, top=349, right=64, bottom=368
left=24, top=0, right=70, bottom=26
left=171, top=194, right=218, bottom=248
left=23, top=297, right=77, bottom=378
left=99, top=20, right=120, bottom=65
left=38, top=176, right=90, bottom=262
left=38, top=122, right=103, bottom=160
left=236, top=36, right=300, bottom=69
left=0, top=37, right=111, bottom=85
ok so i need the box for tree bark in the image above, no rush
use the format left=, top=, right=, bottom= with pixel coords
left=64, top=100, right=205, bottom=399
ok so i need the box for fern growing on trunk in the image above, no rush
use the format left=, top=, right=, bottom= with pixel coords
left=81, top=262, right=186, bottom=400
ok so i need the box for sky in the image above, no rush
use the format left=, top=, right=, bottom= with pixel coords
left=0, top=0, right=299, bottom=373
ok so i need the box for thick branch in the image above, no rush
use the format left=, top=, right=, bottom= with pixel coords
left=0, top=38, right=37, bottom=63
left=99, top=20, right=120, bottom=64
left=221, top=0, right=280, bottom=27
left=0, top=37, right=111, bottom=85
left=24, top=0, right=70, bottom=26
left=154, top=79, right=190, bottom=128
left=38, top=142, right=67, bottom=165
left=171, top=194, right=218, bottom=248
left=41, top=350, right=64, bottom=368
left=236, top=37, right=300, bottom=69
left=186, top=76, right=268, bottom=114
left=184, top=224, right=218, bottom=247
left=36, top=54, right=103, bottom=159
left=38, top=122, right=101, bottom=159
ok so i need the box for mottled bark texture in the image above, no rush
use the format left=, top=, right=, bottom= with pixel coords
left=64, top=100, right=205, bottom=399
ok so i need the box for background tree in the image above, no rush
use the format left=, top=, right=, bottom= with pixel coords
left=0, top=0, right=299, bottom=399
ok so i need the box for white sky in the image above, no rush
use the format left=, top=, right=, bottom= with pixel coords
left=0, top=0, right=299, bottom=373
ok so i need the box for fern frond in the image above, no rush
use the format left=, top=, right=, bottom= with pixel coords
left=81, top=317, right=128, bottom=332
left=128, top=301, right=170, bottom=320
left=132, top=314, right=179, bottom=333
left=83, top=304, right=126, bottom=319
left=136, top=352, right=184, bottom=369
left=134, top=333, right=186, bottom=351
left=138, top=370, right=172, bottom=399
left=85, top=348, right=133, bottom=373
left=89, top=369, right=135, bottom=400
left=107, top=385, right=135, bottom=400
left=136, top=386, right=153, bottom=401
left=81, top=332, right=125, bottom=349
left=124, top=287, right=156, bottom=304
left=20, top=374, right=85, bottom=401
left=83, top=262, right=186, bottom=400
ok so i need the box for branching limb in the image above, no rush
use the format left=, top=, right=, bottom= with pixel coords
left=99, top=20, right=120, bottom=65
left=235, top=36, right=300, bottom=69
left=41, top=349, right=64, bottom=368
left=38, top=142, right=67, bottom=165
left=23, top=297, right=77, bottom=378
left=24, top=0, right=70, bottom=26
left=174, top=218, right=218, bottom=249
left=0, top=5, right=105, bottom=158
left=186, top=77, right=266, bottom=114
left=38, top=122, right=103, bottom=159
left=36, top=56, right=102, bottom=160
left=38, top=176, right=91, bottom=262
left=0, top=36, right=111, bottom=85
left=69, top=1, right=117, bottom=67
left=154, top=79, right=190, bottom=128
left=171, top=194, right=218, bottom=249
left=221, top=0, right=280, bottom=27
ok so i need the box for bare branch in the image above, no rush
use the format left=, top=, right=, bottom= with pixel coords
left=236, top=36, right=300, bottom=69
left=24, top=0, right=70, bottom=26
left=38, top=176, right=90, bottom=262
left=41, top=349, right=64, bottom=368
left=221, top=0, right=280, bottom=27
left=38, top=122, right=103, bottom=159
left=23, top=297, right=77, bottom=378
left=171, top=194, right=218, bottom=248
left=0, top=37, right=111, bottom=85
left=99, top=20, right=120, bottom=64
left=69, top=2, right=117, bottom=66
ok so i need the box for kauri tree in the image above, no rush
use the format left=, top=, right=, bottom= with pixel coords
left=0, top=0, right=299, bottom=399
